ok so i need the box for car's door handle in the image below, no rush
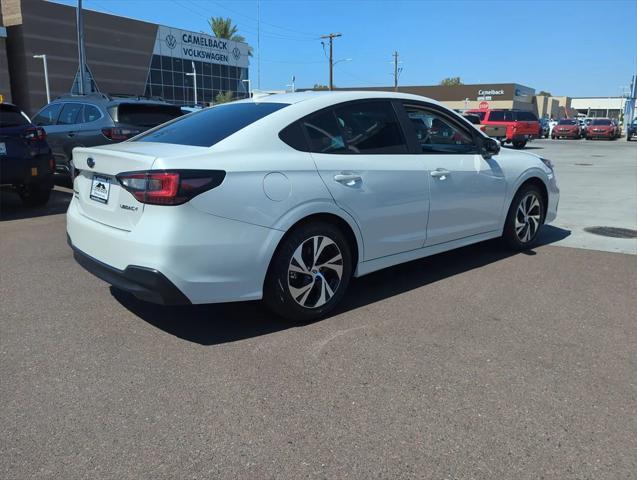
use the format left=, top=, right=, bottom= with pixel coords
left=334, top=173, right=362, bottom=187
left=430, top=168, right=451, bottom=178
left=67, top=132, right=76, bottom=137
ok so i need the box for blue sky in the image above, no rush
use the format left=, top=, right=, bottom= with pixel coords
left=54, top=0, right=637, bottom=96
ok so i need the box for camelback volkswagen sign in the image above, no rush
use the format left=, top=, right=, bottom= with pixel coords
left=154, top=26, right=250, bottom=68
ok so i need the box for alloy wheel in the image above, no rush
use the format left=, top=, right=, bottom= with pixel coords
left=287, top=235, right=343, bottom=309
left=515, top=193, right=542, bottom=243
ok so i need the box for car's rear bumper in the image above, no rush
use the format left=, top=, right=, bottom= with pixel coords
left=69, top=235, right=191, bottom=305
left=66, top=197, right=285, bottom=304
left=0, top=153, right=53, bottom=186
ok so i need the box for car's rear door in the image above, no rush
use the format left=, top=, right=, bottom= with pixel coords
left=307, top=100, right=430, bottom=261
left=32, top=103, right=64, bottom=164
left=401, top=102, right=506, bottom=246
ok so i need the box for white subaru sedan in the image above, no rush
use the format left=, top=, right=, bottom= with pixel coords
left=67, top=91, right=559, bottom=321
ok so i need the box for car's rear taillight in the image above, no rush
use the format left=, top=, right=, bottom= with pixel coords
left=117, top=170, right=226, bottom=205
left=23, top=127, right=46, bottom=142
left=102, top=127, right=141, bottom=141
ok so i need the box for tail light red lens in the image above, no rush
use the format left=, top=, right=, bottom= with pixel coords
left=117, top=170, right=226, bottom=205
left=23, top=127, right=46, bottom=142
left=102, top=127, right=141, bottom=141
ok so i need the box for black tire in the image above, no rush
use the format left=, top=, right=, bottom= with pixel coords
left=512, top=140, right=527, bottom=149
left=502, top=184, right=545, bottom=250
left=263, top=222, right=353, bottom=322
left=586, top=136, right=591, bottom=140
left=551, top=135, right=556, bottom=140
left=628, top=135, right=632, bottom=142
left=19, top=181, right=52, bottom=207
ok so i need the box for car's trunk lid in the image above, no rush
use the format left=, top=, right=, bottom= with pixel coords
left=72, top=143, right=210, bottom=230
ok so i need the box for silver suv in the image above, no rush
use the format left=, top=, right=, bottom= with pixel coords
left=31, top=93, right=183, bottom=177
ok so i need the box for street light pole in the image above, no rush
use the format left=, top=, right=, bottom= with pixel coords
left=185, top=62, right=198, bottom=106
left=242, top=79, right=252, bottom=98
left=33, top=54, right=50, bottom=103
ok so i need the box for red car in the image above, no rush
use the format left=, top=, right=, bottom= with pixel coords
left=551, top=118, right=582, bottom=139
left=465, top=109, right=539, bottom=149
left=586, top=118, right=619, bottom=140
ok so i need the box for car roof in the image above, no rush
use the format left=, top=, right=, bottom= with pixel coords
left=233, top=90, right=447, bottom=108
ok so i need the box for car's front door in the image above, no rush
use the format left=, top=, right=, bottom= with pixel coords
left=307, top=100, right=430, bottom=261
left=401, top=102, right=507, bottom=246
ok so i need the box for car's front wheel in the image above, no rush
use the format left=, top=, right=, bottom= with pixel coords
left=264, top=222, right=352, bottom=322
left=502, top=184, right=545, bottom=250
left=512, top=140, right=527, bottom=149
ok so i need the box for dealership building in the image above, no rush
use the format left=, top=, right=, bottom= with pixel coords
left=0, top=0, right=250, bottom=115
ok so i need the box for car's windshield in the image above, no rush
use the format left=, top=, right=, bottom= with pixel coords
left=558, top=119, right=577, bottom=125
left=134, top=102, right=288, bottom=147
left=592, top=119, right=611, bottom=125
left=0, top=105, right=30, bottom=128
left=632, top=119, right=637, bottom=126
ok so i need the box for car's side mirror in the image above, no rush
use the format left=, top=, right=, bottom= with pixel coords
left=481, top=137, right=500, bottom=158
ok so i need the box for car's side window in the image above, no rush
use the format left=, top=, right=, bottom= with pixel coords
left=302, top=109, right=348, bottom=154
left=57, top=103, right=83, bottom=125
left=32, top=103, right=63, bottom=126
left=403, top=105, right=476, bottom=154
left=82, top=104, right=102, bottom=123
left=333, top=101, right=408, bottom=154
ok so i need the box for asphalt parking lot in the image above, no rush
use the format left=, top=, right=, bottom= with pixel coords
left=1, top=138, right=636, bottom=479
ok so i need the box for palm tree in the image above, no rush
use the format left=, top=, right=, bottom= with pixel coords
left=209, top=17, right=253, bottom=56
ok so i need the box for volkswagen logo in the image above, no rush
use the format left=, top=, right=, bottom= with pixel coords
left=232, top=47, right=241, bottom=60
left=165, top=34, right=177, bottom=49
left=87, top=157, right=95, bottom=169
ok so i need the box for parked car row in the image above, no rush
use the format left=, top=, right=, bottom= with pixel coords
left=1, top=94, right=184, bottom=206
left=31, top=93, right=184, bottom=177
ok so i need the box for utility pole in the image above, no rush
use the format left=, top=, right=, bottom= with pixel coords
left=392, top=51, right=402, bottom=92
left=76, top=0, right=86, bottom=94
left=321, top=33, right=341, bottom=90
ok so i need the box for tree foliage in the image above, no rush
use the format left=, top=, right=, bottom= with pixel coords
left=215, top=91, right=234, bottom=104
left=538, top=90, right=552, bottom=96
left=313, top=84, right=329, bottom=90
left=439, top=77, right=463, bottom=86
left=209, top=17, right=253, bottom=56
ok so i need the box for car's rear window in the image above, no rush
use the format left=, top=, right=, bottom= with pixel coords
left=558, top=119, right=577, bottom=125
left=488, top=111, right=514, bottom=122
left=516, top=111, right=538, bottom=121
left=591, top=119, right=611, bottom=125
left=135, top=102, right=288, bottom=147
left=114, top=103, right=184, bottom=128
left=0, top=104, right=30, bottom=128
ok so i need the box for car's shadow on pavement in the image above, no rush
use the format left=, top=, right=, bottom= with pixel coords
left=0, top=187, right=72, bottom=221
left=114, top=225, right=571, bottom=346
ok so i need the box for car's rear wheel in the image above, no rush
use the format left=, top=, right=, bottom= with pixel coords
left=502, top=184, right=545, bottom=250
left=264, top=222, right=352, bottom=322
left=19, top=181, right=52, bottom=207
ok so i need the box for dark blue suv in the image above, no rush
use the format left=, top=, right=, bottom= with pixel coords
left=0, top=103, right=54, bottom=206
